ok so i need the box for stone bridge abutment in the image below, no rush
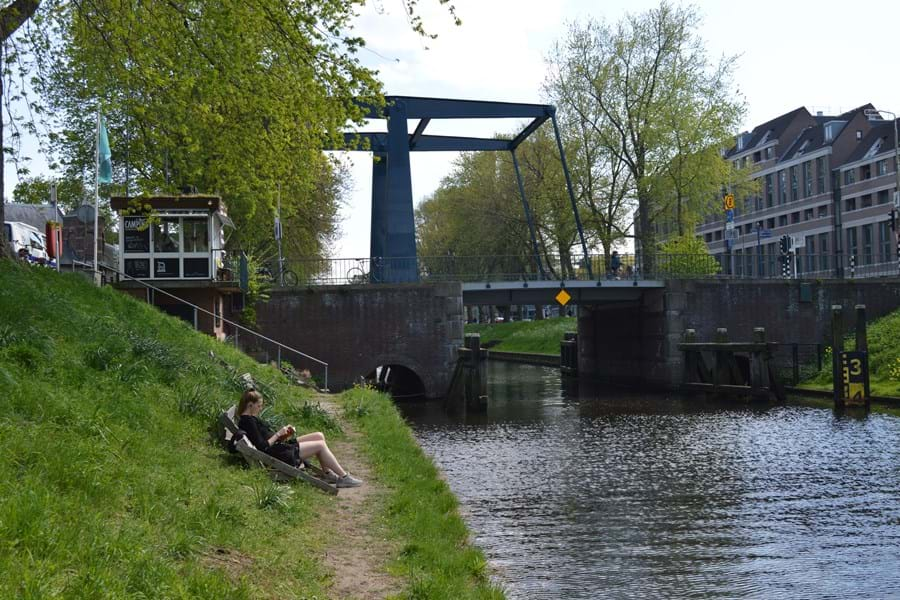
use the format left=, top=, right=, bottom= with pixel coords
left=253, top=283, right=464, bottom=398
left=578, top=279, right=900, bottom=388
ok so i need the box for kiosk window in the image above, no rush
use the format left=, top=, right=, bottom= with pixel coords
left=154, top=258, right=180, bottom=278
left=124, top=258, right=150, bottom=278
left=153, top=218, right=180, bottom=253
left=184, top=257, right=209, bottom=278
left=183, top=218, right=209, bottom=252
left=123, top=216, right=150, bottom=253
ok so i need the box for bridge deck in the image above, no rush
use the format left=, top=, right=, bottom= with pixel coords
left=462, top=279, right=664, bottom=305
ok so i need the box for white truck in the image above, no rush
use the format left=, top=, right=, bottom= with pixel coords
left=4, top=221, right=50, bottom=263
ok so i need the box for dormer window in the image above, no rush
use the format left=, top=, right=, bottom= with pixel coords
left=864, top=138, right=884, bottom=159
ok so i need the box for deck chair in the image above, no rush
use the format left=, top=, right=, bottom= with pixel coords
left=220, top=406, right=338, bottom=495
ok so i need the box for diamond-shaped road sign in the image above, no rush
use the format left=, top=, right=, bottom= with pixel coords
left=555, top=289, right=571, bottom=306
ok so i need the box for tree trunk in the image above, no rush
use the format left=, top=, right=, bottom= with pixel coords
left=0, top=0, right=44, bottom=260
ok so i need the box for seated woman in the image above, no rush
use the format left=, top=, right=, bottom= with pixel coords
left=237, top=389, right=362, bottom=488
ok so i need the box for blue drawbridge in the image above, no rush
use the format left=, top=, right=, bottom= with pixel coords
left=344, top=96, right=591, bottom=283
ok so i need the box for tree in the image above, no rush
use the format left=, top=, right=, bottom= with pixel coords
left=0, top=0, right=42, bottom=257
left=546, top=2, right=745, bottom=270
left=1, top=1, right=459, bottom=261
left=416, top=126, right=583, bottom=280
left=13, top=175, right=86, bottom=213
left=657, top=232, right=720, bottom=277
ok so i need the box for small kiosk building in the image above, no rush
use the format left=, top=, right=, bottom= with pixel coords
left=111, top=195, right=240, bottom=339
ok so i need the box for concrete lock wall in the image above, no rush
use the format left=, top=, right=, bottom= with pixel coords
left=579, top=279, right=900, bottom=389
left=253, top=283, right=464, bottom=398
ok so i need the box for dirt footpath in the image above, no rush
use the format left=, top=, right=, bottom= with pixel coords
left=316, top=395, right=401, bottom=599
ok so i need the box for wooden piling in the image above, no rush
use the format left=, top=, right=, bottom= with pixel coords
left=855, top=304, right=867, bottom=353
left=831, top=305, right=843, bottom=407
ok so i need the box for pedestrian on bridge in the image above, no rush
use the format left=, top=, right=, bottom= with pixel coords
left=608, top=251, right=621, bottom=280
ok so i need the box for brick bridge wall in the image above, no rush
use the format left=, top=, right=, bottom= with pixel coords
left=579, top=279, right=900, bottom=389
left=253, top=283, right=464, bottom=397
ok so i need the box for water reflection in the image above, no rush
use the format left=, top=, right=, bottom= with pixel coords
left=398, top=362, right=900, bottom=599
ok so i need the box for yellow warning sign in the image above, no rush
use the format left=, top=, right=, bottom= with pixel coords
left=723, top=193, right=735, bottom=211
left=555, top=289, right=571, bottom=306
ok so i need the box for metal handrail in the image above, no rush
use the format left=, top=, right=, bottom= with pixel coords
left=88, top=260, right=329, bottom=389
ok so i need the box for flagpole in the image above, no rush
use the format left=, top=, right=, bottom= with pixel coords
left=93, top=111, right=101, bottom=284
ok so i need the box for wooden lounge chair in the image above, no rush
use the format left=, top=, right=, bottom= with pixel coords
left=220, top=406, right=338, bottom=495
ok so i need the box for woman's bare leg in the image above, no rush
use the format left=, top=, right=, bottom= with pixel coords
left=296, top=431, right=325, bottom=443
left=297, top=440, right=345, bottom=476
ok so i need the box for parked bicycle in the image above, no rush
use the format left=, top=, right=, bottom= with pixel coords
left=257, top=261, right=298, bottom=286
left=345, top=257, right=382, bottom=284
left=345, top=259, right=368, bottom=284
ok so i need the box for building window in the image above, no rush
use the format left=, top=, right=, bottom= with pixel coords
left=122, top=213, right=211, bottom=280
left=862, top=224, right=874, bottom=265
left=767, top=243, right=776, bottom=275
left=790, top=212, right=800, bottom=224
left=803, top=161, right=813, bottom=197
left=714, top=230, right=722, bottom=241
left=816, top=157, right=826, bottom=193
left=745, top=248, right=754, bottom=277
left=778, top=170, right=787, bottom=204
left=805, top=235, right=816, bottom=272
left=705, top=232, right=713, bottom=243
left=818, top=205, right=829, bottom=218
left=861, top=164, right=872, bottom=180
left=765, top=174, right=774, bottom=207
left=880, top=221, right=893, bottom=262
left=745, top=223, right=754, bottom=234
left=845, top=198, right=856, bottom=212
left=878, top=189, right=890, bottom=204
left=819, top=233, right=829, bottom=271
left=861, top=194, right=873, bottom=208
left=766, top=217, right=776, bottom=229
left=804, top=208, right=814, bottom=221
left=753, top=151, right=761, bottom=163
left=790, top=166, right=798, bottom=201
left=766, top=147, right=774, bottom=159
left=843, top=169, right=856, bottom=185
left=183, top=219, right=210, bottom=253
left=778, top=214, right=788, bottom=227
left=877, top=159, right=887, bottom=176
left=847, top=228, right=858, bottom=262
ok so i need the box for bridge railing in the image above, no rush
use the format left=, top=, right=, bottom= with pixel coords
left=278, top=252, right=899, bottom=286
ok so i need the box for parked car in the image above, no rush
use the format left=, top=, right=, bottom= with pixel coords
left=5, top=221, right=49, bottom=263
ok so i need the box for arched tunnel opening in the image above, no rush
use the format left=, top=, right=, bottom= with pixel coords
left=367, top=364, right=427, bottom=400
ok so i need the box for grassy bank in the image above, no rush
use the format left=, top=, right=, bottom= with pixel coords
left=340, top=387, right=503, bottom=598
left=0, top=261, right=500, bottom=598
left=800, top=307, right=900, bottom=397
left=465, top=317, right=575, bottom=355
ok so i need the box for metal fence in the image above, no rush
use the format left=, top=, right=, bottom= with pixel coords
left=274, top=252, right=900, bottom=286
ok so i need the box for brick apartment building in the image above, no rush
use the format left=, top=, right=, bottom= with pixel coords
left=688, top=104, right=898, bottom=278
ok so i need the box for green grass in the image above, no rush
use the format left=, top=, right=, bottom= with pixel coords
left=339, top=386, right=505, bottom=600
left=465, top=317, right=576, bottom=355
left=800, top=307, right=900, bottom=397
left=0, top=261, right=341, bottom=598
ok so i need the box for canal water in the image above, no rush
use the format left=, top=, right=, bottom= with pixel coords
left=398, top=361, right=900, bottom=599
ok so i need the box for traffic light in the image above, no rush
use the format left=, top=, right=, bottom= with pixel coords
left=779, top=234, right=791, bottom=254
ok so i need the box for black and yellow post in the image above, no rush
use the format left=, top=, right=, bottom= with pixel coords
left=833, top=304, right=871, bottom=408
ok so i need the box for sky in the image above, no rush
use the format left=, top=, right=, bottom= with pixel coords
left=7, top=0, right=900, bottom=257
left=326, top=0, right=900, bottom=257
